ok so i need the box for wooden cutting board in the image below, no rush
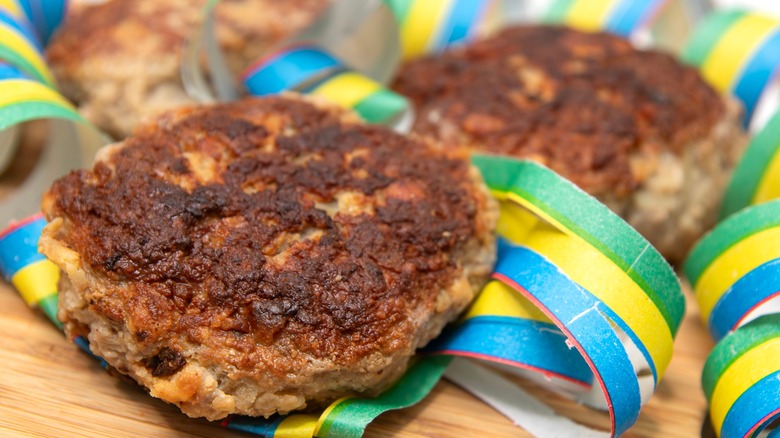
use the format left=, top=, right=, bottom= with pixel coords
left=0, top=135, right=716, bottom=438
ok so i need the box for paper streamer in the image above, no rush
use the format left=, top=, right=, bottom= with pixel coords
left=701, top=315, right=780, bottom=438
left=682, top=9, right=780, bottom=127
left=181, top=0, right=413, bottom=132
left=720, top=110, right=780, bottom=219
left=383, top=0, right=500, bottom=59
left=221, top=356, right=451, bottom=438
left=682, top=13, right=780, bottom=428
left=16, top=0, right=68, bottom=44
left=242, top=46, right=411, bottom=128
left=543, top=0, right=669, bottom=37
left=0, top=1, right=697, bottom=437
left=0, top=0, right=106, bottom=325
left=686, top=200, right=780, bottom=340
left=684, top=202, right=780, bottom=436
left=447, top=156, right=682, bottom=437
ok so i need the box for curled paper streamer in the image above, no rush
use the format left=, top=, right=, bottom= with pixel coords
left=701, top=315, right=780, bottom=438
left=428, top=156, right=682, bottom=437
left=383, top=0, right=501, bottom=59
left=15, top=0, right=68, bottom=44
left=0, top=1, right=702, bottom=436
left=686, top=200, right=780, bottom=342
left=0, top=0, right=107, bottom=324
left=544, top=0, right=671, bottom=37
left=721, top=110, right=780, bottom=218
left=684, top=200, right=780, bottom=436
left=183, top=0, right=413, bottom=132
left=682, top=9, right=780, bottom=127
left=242, top=46, right=412, bottom=129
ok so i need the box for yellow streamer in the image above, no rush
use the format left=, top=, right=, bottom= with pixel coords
left=0, top=0, right=22, bottom=18
left=311, top=72, right=381, bottom=109
left=709, top=338, right=780, bottom=435
left=694, top=226, right=780, bottom=321
left=11, top=259, right=59, bottom=305
left=0, top=25, right=54, bottom=85
left=700, top=14, right=778, bottom=93
left=565, top=0, right=618, bottom=32
left=464, top=280, right=551, bottom=323
left=273, top=414, right=318, bottom=438
left=0, top=78, right=74, bottom=108
left=400, top=0, right=452, bottom=59
left=494, top=190, right=674, bottom=377
left=752, top=149, right=780, bottom=204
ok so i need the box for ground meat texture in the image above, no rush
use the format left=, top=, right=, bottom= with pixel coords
left=46, top=0, right=330, bottom=139
left=393, top=25, right=747, bottom=262
left=39, top=96, right=498, bottom=420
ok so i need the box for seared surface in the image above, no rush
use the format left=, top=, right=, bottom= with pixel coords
left=393, top=25, right=746, bottom=261
left=40, top=96, right=497, bottom=419
left=393, top=25, right=726, bottom=197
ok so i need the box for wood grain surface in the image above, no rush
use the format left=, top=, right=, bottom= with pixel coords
left=0, top=132, right=716, bottom=437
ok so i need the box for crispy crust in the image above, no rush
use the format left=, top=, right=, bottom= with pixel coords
left=393, top=25, right=747, bottom=261
left=40, top=96, right=497, bottom=419
left=393, top=25, right=728, bottom=197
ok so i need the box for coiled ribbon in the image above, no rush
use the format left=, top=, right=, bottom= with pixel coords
left=682, top=9, right=780, bottom=428
left=682, top=9, right=780, bottom=127
left=721, top=111, right=780, bottom=219
left=0, top=0, right=106, bottom=326
left=6, top=0, right=763, bottom=437
left=383, top=0, right=500, bottom=59
left=185, top=0, right=414, bottom=132
left=544, top=0, right=669, bottom=37
left=684, top=198, right=780, bottom=437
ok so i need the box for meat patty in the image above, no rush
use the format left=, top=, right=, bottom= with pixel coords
left=47, top=0, right=330, bottom=139
left=38, top=96, right=498, bottom=420
left=392, top=25, right=747, bottom=262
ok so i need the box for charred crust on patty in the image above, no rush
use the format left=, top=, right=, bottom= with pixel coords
left=393, top=25, right=747, bottom=262
left=40, top=96, right=497, bottom=419
left=393, top=25, right=727, bottom=197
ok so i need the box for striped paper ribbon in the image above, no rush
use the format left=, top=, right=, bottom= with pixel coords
left=0, top=0, right=105, bottom=327
left=721, top=110, right=780, bottom=219
left=0, top=1, right=710, bottom=436
left=383, top=0, right=499, bottom=59
left=242, top=46, right=409, bottom=127
left=447, top=156, right=682, bottom=437
left=15, top=0, right=68, bottom=44
left=0, top=0, right=53, bottom=86
left=702, top=315, right=780, bottom=438
left=682, top=10, right=780, bottom=126
left=0, top=214, right=59, bottom=323
left=684, top=201, right=780, bottom=437
left=544, top=0, right=669, bottom=37
left=221, top=356, right=451, bottom=438
left=680, top=14, right=780, bottom=434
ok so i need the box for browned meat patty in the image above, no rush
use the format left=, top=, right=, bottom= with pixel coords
left=47, top=0, right=330, bottom=138
left=392, top=25, right=747, bottom=262
left=38, top=96, right=498, bottom=420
